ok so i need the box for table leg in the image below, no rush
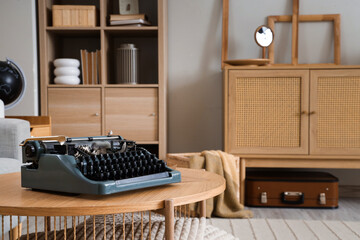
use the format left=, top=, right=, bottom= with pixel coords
left=240, top=158, right=246, bottom=205
left=199, top=200, right=206, bottom=218
left=47, top=216, right=51, bottom=231
left=165, top=199, right=174, bottom=240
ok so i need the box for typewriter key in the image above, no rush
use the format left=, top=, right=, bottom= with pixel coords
left=104, top=172, right=111, bottom=180
left=123, top=169, right=129, bottom=179
left=111, top=158, right=118, bottom=165
left=118, top=170, right=123, bottom=179
left=128, top=168, right=134, bottom=178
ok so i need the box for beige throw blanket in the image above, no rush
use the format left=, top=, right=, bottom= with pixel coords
left=189, top=150, right=253, bottom=218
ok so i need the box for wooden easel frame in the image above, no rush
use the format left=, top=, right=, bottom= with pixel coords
left=267, top=14, right=341, bottom=65
left=221, top=0, right=229, bottom=69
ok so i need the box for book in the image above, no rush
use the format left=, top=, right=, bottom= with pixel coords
left=110, top=18, right=151, bottom=26
left=80, top=49, right=101, bottom=85
left=97, top=50, right=101, bottom=84
left=91, top=51, right=96, bottom=85
left=87, top=51, right=92, bottom=85
left=80, top=49, right=87, bottom=85
left=110, top=14, right=147, bottom=21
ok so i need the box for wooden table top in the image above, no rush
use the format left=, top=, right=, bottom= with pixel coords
left=0, top=168, right=225, bottom=216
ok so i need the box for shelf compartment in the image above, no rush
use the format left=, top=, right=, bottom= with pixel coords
left=105, top=0, right=158, bottom=27
left=45, top=0, right=101, bottom=27
left=46, top=31, right=101, bottom=85
left=104, top=32, right=158, bottom=84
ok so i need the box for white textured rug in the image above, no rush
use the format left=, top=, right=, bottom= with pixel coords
left=209, top=218, right=360, bottom=240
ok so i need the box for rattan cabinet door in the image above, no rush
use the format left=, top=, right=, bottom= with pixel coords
left=310, top=70, right=360, bottom=155
left=227, top=70, right=309, bottom=154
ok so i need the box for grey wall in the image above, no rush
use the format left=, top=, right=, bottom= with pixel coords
left=168, top=0, right=360, bottom=185
left=0, top=0, right=38, bottom=116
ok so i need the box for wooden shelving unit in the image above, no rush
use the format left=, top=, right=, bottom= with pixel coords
left=38, top=0, right=167, bottom=158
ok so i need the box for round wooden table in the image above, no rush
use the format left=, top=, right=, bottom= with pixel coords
left=0, top=168, right=225, bottom=240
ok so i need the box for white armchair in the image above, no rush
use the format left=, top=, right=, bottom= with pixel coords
left=0, top=99, right=4, bottom=118
left=0, top=100, right=30, bottom=239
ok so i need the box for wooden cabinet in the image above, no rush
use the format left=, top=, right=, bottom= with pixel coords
left=225, top=67, right=360, bottom=156
left=105, top=88, right=158, bottom=141
left=48, top=88, right=101, bottom=137
left=38, top=0, right=167, bottom=158
left=224, top=66, right=360, bottom=205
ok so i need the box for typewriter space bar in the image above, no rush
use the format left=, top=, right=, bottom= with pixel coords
left=114, top=172, right=171, bottom=186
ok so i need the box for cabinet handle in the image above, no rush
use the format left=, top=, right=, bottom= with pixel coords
left=94, top=113, right=99, bottom=116
left=309, top=111, right=316, bottom=115
left=301, top=111, right=308, bottom=115
left=150, top=113, right=156, bottom=116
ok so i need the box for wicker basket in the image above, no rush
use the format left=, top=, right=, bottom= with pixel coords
left=52, top=5, right=97, bottom=27
left=166, top=152, right=240, bottom=201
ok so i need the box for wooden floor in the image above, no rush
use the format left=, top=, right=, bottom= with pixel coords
left=246, top=197, right=360, bottom=221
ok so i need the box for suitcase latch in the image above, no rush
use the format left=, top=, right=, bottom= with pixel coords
left=319, top=193, right=326, bottom=205
left=261, top=192, right=267, bottom=204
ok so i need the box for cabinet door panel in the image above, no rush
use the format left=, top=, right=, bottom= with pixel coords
left=228, top=70, right=309, bottom=154
left=105, top=88, right=158, bottom=141
left=48, top=88, right=102, bottom=137
left=310, top=70, right=360, bottom=155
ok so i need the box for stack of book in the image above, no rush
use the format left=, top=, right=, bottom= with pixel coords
left=109, top=14, right=150, bottom=26
left=80, top=49, right=101, bottom=85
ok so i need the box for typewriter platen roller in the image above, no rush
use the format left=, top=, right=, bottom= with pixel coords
left=21, top=135, right=181, bottom=195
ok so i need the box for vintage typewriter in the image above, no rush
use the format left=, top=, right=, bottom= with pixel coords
left=20, top=135, right=181, bottom=195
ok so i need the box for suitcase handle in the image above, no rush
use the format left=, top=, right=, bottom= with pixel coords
left=281, top=191, right=304, bottom=204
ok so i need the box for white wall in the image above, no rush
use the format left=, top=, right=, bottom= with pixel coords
left=168, top=0, right=360, bottom=185
left=0, top=0, right=38, bottom=116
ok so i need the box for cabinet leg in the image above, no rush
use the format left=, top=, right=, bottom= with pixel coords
left=240, top=158, right=246, bottom=205
left=165, top=199, right=174, bottom=240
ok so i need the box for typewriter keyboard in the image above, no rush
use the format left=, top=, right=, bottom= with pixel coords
left=76, top=150, right=168, bottom=182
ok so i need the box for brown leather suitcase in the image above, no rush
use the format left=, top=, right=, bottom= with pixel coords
left=245, top=171, right=338, bottom=208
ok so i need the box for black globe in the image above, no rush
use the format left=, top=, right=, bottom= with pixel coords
left=0, top=59, right=25, bottom=107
